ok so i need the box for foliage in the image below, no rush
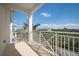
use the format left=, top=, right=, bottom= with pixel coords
left=22, top=23, right=40, bottom=30
left=33, top=24, right=40, bottom=30
left=22, top=23, right=28, bottom=30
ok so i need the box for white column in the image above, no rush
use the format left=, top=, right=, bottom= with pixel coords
left=10, top=22, right=13, bottom=43
left=28, top=14, right=33, bottom=42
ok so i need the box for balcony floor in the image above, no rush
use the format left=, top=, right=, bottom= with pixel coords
left=4, top=44, right=21, bottom=56
left=3, top=41, right=38, bottom=56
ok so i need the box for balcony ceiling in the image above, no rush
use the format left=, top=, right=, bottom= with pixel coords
left=2, top=3, right=44, bottom=14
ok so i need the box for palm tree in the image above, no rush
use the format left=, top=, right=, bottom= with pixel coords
left=22, top=23, right=28, bottom=30
left=20, top=23, right=40, bottom=41
left=22, top=23, right=40, bottom=30
left=33, top=24, right=40, bottom=30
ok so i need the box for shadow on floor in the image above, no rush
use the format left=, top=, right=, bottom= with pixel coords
left=3, top=44, right=21, bottom=56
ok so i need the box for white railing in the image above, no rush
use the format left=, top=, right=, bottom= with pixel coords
left=33, top=31, right=79, bottom=56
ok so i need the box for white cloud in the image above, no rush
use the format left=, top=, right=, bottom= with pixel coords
left=41, top=12, right=51, bottom=17
left=63, top=24, right=79, bottom=29
left=36, top=24, right=79, bottom=29
left=37, top=24, right=49, bottom=29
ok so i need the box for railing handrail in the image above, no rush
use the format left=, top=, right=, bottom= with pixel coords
left=58, top=35, right=79, bottom=38
left=33, top=30, right=79, bottom=35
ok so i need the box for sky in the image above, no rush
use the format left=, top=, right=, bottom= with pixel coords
left=14, top=3, right=79, bottom=29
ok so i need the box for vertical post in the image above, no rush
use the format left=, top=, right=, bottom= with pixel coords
left=53, top=37, right=54, bottom=49
left=64, top=36, right=65, bottom=56
left=39, top=32, right=41, bottom=44
left=58, top=36, right=59, bottom=53
left=51, top=37, right=52, bottom=47
left=60, top=36, right=62, bottom=55
left=73, top=37, right=74, bottom=56
left=28, top=14, right=33, bottom=42
left=77, top=38, right=79, bottom=55
left=68, top=37, right=70, bottom=55
left=55, top=32, right=58, bottom=55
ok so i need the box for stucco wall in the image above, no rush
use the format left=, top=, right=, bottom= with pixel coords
left=0, top=4, right=10, bottom=55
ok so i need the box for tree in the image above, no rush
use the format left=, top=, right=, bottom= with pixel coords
left=33, top=24, right=40, bottom=30
left=63, top=27, right=68, bottom=31
left=22, top=23, right=40, bottom=30
left=22, top=23, right=28, bottom=30
left=63, top=27, right=68, bottom=30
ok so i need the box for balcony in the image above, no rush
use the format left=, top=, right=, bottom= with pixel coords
left=27, top=31, right=79, bottom=56
left=3, top=31, right=79, bottom=56
left=10, top=30, right=79, bottom=56
left=0, top=3, right=79, bottom=56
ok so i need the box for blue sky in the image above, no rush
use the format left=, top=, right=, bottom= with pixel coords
left=14, top=3, right=79, bottom=29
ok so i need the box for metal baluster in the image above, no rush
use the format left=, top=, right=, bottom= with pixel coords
left=68, top=37, right=70, bottom=56
left=58, top=36, right=59, bottom=55
left=55, top=32, right=58, bottom=55
left=53, top=36, right=54, bottom=50
left=73, top=37, right=75, bottom=56
left=60, top=36, right=62, bottom=56
left=78, top=38, right=79, bottom=55
left=77, top=38, right=79, bottom=55
left=64, top=36, right=65, bottom=56
left=59, top=36, right=60, bottom=55
left=39, top=32, right=41, bottom=44
left=51, top=38, right=52, bottom=48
